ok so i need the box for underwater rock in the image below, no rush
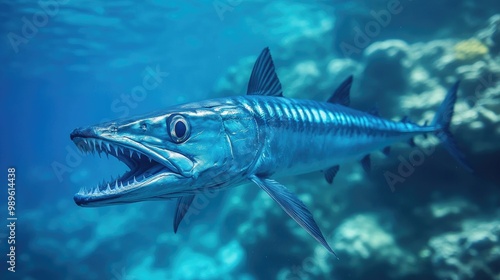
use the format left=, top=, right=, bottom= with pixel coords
left=332, top=213, right=419, bottom=279
left=213, top=57, right=254, bottom=97
left=167, top=240, right=246, bottom=280
left=429, top=218, right=500, bottom=280
left=412, top=197, right=480, bottom=236
left=478, top=14, right=500, bottom=55
left=454, top=39, right=489, bottom=61
left=360, top=40, right=412, bottom=109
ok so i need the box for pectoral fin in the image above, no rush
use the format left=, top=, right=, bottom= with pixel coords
left=249, top=175, right=338, bottom=258
left=173, top=195, right=195, bottom=233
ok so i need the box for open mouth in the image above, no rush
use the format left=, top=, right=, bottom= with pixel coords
left=72, top=136, right=170, bottom=204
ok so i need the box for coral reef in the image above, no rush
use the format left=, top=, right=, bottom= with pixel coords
left=478, top=15, right=500, bottom=55
left=332, top=213, right=419, bottom=279
left=429, top=218, right=500, bottom=280
left=454, top=39, right=489, bottom=61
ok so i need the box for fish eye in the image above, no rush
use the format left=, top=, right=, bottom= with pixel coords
left=168, top=114, right=190, bottom=143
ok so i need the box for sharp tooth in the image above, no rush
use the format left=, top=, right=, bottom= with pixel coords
left=133, top=176, right=137, bottom=183
left=148, top=157, right=152, bottom=163
left=95, top=140, right=101, bottom=149
left=106, top=184, right=112, bottom=192
left=120, top=182, right=124, bottom=189
left=97, top=142, right=103, bottom=154
left=142, top=175, right=146, bottom=181
left=115, top=181, right=118, bottom=189
left=105, top=143, right=111, bottom=153
left=112, top=145, right=118, bottom=155
left=83, top=139, right=88, bottom=145
left=129, top=150, right=133, bottom=158
left=77, top=144, right=84, bottom=153
left=119, top=147, right=124, bottom=154
left=137, top=152, right=141, bottom=159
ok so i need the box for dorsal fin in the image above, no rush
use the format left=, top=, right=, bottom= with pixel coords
left=361, top=154, right=371, bottom=173
left=247, top=47, right=283, bottom=97
left=327, top=75, right=353, bottom=106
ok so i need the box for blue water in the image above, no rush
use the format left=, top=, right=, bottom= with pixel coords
left=2, top=1, right=499, bottom=279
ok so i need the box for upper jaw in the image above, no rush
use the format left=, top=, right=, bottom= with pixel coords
left=70, top=126, right=186, bottom=206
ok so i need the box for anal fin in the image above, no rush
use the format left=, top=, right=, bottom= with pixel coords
left=382, top=146, right=391, bottom=156
left=324, top=165, right=340, bottom=184
left=361, top=155, right=371, bottom=173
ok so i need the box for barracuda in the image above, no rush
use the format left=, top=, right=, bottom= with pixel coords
left=71, top=48, right=471, bottom=257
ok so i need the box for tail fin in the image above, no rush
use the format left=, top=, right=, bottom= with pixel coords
left=431, top=81, right=473, bottom=171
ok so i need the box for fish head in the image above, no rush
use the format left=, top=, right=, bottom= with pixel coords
left=71, top=101, right=246, bottom=207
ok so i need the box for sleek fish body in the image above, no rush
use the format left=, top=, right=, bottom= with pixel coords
left=71, top=48, right=471, bottom=256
